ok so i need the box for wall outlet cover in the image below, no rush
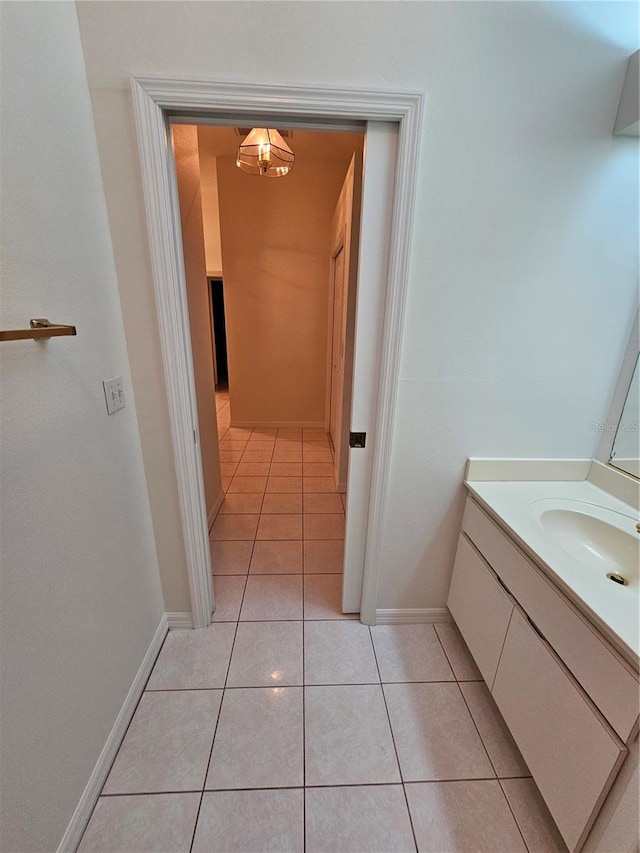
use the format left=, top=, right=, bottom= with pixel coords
left=103, top=377, right=125, bottom=415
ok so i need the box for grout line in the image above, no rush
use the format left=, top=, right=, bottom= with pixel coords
left=368, top=627, right=420, bottom=853
left=98, top=776, right=530, bottom=799
left=191, top=531, right=251, bottom=853
left=497, top=778, right=534, bottom=853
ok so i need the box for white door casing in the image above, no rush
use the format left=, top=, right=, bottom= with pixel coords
left=131, top=78, right=423, bottom=626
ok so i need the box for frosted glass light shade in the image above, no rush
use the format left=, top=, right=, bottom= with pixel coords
left=236, top=128, right=295, bottom=177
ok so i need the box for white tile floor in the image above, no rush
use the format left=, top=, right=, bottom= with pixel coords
left=78, top=391, right=568, bottom=852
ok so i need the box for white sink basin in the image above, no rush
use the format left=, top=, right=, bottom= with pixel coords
left=528, top=499, right=639, bottom=587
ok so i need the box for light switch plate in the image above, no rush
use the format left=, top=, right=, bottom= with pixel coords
left=103, top=377, right=125, bottom=415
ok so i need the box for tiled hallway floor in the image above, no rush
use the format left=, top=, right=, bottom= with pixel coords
left=79, top=392, right=567, bottom=852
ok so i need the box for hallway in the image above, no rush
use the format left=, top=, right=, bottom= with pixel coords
left=77, top=397, right=565, bottom=851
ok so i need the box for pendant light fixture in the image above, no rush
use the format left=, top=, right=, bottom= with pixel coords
left=236, top=128, right=295, bottom=177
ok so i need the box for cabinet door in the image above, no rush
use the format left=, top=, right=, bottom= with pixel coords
left=448, top=534, right=514, bottom=687
left=492, top=608, right=626, bottom=852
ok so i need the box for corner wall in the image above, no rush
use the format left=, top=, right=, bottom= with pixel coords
left=0, top=4, right=165, bottom=850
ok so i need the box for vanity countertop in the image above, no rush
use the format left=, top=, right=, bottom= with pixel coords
left=465, top=471, right=639, bottom=669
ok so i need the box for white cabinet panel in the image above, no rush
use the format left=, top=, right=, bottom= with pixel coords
left=462, top=497, right=639, bottom=743
left=492, top=608, right=627, bottom=853
left=448, top=534, right=513, bottom=688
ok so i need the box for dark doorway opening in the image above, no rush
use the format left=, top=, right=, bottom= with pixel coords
left=210, top=278, right=228, bottom=389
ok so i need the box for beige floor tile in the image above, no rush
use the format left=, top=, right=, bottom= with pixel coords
left=277, top=428, right=302, bottom=439
left=218, top=493, right=263, bottom=514
left=305, top=786, right=416, bottom=853
left=305, top=685, right=400, bottom=786
left=460, top=681, right=530, bottom=778
left=405, top=780, right=527, bottom=853
left=234, top=461, right=270, bottom=477
left=303, top=450, right=334, bottom=464
left=227, top=476, right=267, bottom=494
left=370, top=624, right=455, bottom=683
left=193, top=789, right=303, bottom=853
left=250, top=540, right=303, bottom=574
left=219, top=449, right=244, bottom=462
left=383, top=683, right=495, bottom=781
left=501, top=778, right=567, bottom=852
left=261, top=493, right=303, bottom=514
left=303, top=477, right=337, bottom=494
left=304, top=574, right=354, bottom=619
left=78, top=794, right=200, bottom=853
left=251, top=428, right=278, bottom=439
left=225, top=427, right=253, bottom=439
left=219, top=461, right=238, bottom=477
left=303, top=462, right=335, bottom=478
left=272, top=448, right=303, bottom=463
left=270, top=462, right=303, bottom=477
left=304, top=514, right=345, bottom=539
left=274, top=439, right=301, bottom=452
left=211, top=576, right=246, bottom=622
left=304, top=621, right=379, bottom=685
left=210, top=513, right=259, bottom=540
left=303, top=493, right=344, bottom=513
left=206, top=687, right=303, bottom=789
left=257, top=514, right=302, bottom=540
left=246, top=438, right=275, bottom=450
left=147, top=623, right=235, bottom=690
left=210, top=540, right=253, bottom=575
left=303, top=428, right=328, bottom=440
left=219, top=440, right=248, bottom=451
left=103, top=691, right=222, bottom=794
left=241, top=448, right=274, bottom=463
left=434, top=622, right=483, bottom=680
left=303, top=540, right=344, bottom=574
left=266, top=476, right=303, bottom=493
left=227, top=621, right=303, bottom=687
left=241, top=575, right=303, bottom=620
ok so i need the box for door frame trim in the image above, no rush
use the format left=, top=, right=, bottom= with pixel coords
left=131, top=77, right=423, bottom=627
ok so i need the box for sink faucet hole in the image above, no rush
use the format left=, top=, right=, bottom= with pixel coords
left=606, top=572, right=628, bottom=586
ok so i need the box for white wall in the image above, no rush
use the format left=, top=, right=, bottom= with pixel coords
left=75, top=1, right=639, bottom=612
left=0, top=4, right=164, bottom=851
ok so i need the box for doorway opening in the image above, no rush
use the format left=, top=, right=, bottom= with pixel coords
left=210, top=278, right=228, bottom=389
left=173, top=121, right=364, bottom=620
left=131, top=77, right=422, bottom=628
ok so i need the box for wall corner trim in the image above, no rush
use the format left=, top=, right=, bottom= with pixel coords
left=208, top=489, right=225, bottom=532
left=375, top=608, right=452, bottom=624
left=167, top=611, right=195, bottom=629
left=56, top=614, right=169, bottom=852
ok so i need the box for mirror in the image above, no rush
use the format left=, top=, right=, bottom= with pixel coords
left=609, top=353, right=639, bottom=479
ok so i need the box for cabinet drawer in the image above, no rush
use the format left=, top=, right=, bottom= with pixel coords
left=448, top=534, right=513, bottom=688
left=463, top=497, right=639, bottom=742
left=492, top=608, right=626, bottom=852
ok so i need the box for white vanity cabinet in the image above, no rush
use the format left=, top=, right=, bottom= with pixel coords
left=448, top=496, right=639, bottom=853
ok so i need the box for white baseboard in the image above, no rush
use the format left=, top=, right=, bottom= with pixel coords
left=208, top=489, right=225, bottom=531
left=230, top=420, right=326, bottom=429
left=375, top=608, right=452, bottom=624
left=57, top=614, right=169, bottom=853
left=167, top=612, right=193, bottom=629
